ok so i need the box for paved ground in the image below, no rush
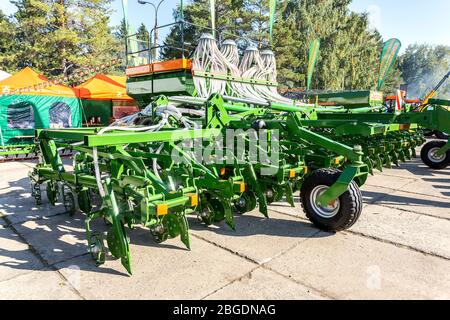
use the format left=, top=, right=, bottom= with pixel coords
left=0, top=152, right=449, bottom=300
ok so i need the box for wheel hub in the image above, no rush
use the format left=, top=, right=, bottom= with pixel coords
left=310, top=185, right=340, bottom=218
left=428, top=147, right=445, bottom=163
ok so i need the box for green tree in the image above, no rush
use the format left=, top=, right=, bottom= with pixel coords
left=136, top=23, right=150, bottom=43
left=0, top=10, right=16, bottom=72
left=113, top=18, right=128, bottom=71
left=11, top=0, right=51, bottom=70
left=161, top=0, right=254, bottom=59
left=271, top=5, right=302, bottom=88
left=9, top=0, right=122, bottom=84
left=400, top=44, right=450, bottom=99
left=290, top=0, right=383, bottom=90
left=71, top=0, right=122, bottom=82
left=115, top=18, right=128, bottom=41
left=45, top=0, right=85, bottom=78
left=161, top=0, right=392, bottom=91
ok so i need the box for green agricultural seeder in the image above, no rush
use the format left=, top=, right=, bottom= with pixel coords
left=314, top=97, right=450, bottom=170
left=28, top=14, right=450, bottom=275
left=29, top=91, right=370, bottom=274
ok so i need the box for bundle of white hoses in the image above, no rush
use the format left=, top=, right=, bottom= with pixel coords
left=92, top=103, right=199, bottom=197
left=219, top=39, right=244, bottom=97
left=254, top=50, right=294, bottom=105
left=237, top=46, right=270, bottom=103
left=192, top=34, right=296, bottom=105
left=192, top=33, right=228, bottom=98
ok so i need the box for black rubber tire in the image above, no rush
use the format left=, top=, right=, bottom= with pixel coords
left=420, top=140, right=450, bottom=169
left=435, top=131, right=449, bottom=140
left=64, top=192, right=76, bottom=216
left=300, top=169, right=362, bottom=232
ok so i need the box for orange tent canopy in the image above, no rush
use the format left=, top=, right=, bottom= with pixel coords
left=75, top=74, right=132, bottom=101
left=0, top=67, right=77, bottom=97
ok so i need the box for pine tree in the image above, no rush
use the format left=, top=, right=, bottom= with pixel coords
left=272, top=6, right=302, bottom=88
left=11, top=0, right=52, bottom=70
left=113, top=18, right=128, bottom=71
left=0, top=10, right=16, bottom=72
left=45, top=0, right=85, bottom=78
left=73, top=0, right=122, bottom=82
left=160, top=0, right=390, bottom=91
left=10, top=0, right=122, bottom=84
left=161, top=0, right=255, bottom=59
left=136, top=23, right=150, bottom=43
left=115, top=18, right=128, bottom=41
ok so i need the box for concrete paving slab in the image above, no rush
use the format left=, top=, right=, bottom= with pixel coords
left=55, top=234, right=257, bottom=300
left=17, top=160, right=38, bottom=169
left=375, top=190, right=450, bottom=220
left=381, top=158, right=450, bottom=180
left=0, top=165, right=30, bottom=189
left=399, top=179, right=450, bottom=199
left=0, top=160, right=78, bottom=225
left=360, top=184, right=391, bottom=206
left=365, top=173, right=417, bottom=190
left=189, top=210, right=321, bottom=264
left=267, top=201, right=302, bottom=219
left=0, top=225, right=44, bottom=282
left=0, top=193, right=65, bottom=225
left=354, top=204, right=450, bottom=259
left=13, top=214, right=92, bottom=266
left=205, top=267, right=325, bottom=300
left=0, top=161, right=30, bottom=171
left=0, top=269, right=81, bottom=300
left=267, top=232, right=450, bottom=299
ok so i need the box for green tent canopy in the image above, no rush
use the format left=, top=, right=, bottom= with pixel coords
left=0, top=67, right=81, bottom=146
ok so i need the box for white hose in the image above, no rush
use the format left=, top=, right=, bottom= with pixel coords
left=192, top=37, right=299, bottom=106
left=192, top=34, right=229, bottom=98
left=91, top=103, right=195, bottom=192
left=92, top=147, right=105, bottom=197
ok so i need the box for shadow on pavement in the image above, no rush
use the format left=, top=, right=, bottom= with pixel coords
left=1, top=156, right=447, bottom=279
left=362, top=190, right=450, bottom=212
left=187, top=213, right=330, bottom=240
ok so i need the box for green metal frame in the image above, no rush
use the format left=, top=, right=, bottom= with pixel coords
left=30, top=93, right=372, bottom=274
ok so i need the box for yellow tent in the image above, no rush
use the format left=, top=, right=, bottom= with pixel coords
left=76, top=74, right=136, bottom=126
left=106, top=75, right=127, bottom=88
left=75, top=74, right=132, bottom=100
left=0, top=67, right=77, bottom=97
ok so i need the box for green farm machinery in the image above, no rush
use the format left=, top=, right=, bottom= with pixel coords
left=27, top=17, right=450, bottom=275
left=0, top=144, right=36, bottom=162
left=29, top=92, right=369, bottom=274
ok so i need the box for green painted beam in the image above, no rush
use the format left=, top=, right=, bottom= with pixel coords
left=84, top=129, right=222, bottom=147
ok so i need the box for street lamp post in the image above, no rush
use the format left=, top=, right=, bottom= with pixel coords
left=137, top=0, right=166, bottom=61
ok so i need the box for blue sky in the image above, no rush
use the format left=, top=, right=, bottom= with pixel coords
left=1, top=0, right=450, bottom=51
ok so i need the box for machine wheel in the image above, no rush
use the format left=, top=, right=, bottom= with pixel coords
left=235, top=192, right=257, bottom=214
left=63, top=189, right=76, bottom=216
left=46, top=182, right=58, bottom=206
left=88, top=232, right=106, bottom=265
left=300, top=169, right=362, bottom=232
left=421, top=140, right=450, bottom=169
left=435, top=131, right=449, bottom=140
